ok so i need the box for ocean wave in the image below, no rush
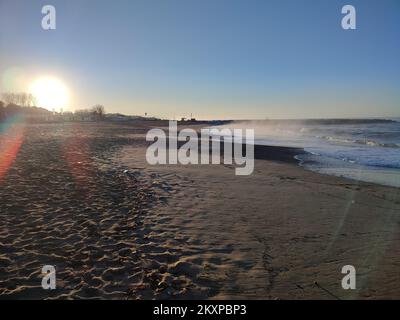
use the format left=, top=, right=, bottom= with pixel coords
left=317, top=135, right=355, bottom=145
left=316, top=135, right=399, bottom=148
left=305, top=146, right=400, bottom=170
left=354, top=139, right=400, bottom=148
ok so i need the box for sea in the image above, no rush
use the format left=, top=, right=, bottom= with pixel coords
left=216, top=119, right=400, bottom=188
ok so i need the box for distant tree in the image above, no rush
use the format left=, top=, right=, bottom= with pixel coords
left=91, top=105, right=105, bottom=120
left=27, top=93, right=37, bottom=107
left=19, top=92, right=27, bottom=106
left=0, top=101, right=4, bottom=119
left=2, top=92, right=14, bottom=105
left=1, top=92, right=36, bottom=107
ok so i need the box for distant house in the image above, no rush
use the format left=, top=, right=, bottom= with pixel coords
left=105, top=113, right=151, bottom=121
left=180, top=116, right=197, bottom=123
left=62, top=111, right=74, bottom=121
left=106, top=113, right=130, bottom=121
left=4, top=105, right=52, bottom=122
left=74, top=110, right=96, bottom=121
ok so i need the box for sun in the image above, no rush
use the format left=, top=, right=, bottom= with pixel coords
left=29, top=77, right=70, bottom=111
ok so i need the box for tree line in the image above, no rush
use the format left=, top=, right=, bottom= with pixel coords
left=0, top=92, right=105, bottom=121
left=1, top=92, right=37, bottom=107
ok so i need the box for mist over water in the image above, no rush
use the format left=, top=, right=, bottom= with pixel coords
left=216, top=119, right=400, bottom=187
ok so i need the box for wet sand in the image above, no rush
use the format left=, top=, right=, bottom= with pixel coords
left=1, top=122, right=400, bottom=299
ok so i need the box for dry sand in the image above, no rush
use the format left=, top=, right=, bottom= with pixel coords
left=1, top=122, right=400, bottom=299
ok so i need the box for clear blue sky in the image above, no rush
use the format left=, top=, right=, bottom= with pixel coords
left=0, top=0, right=399, bottom=119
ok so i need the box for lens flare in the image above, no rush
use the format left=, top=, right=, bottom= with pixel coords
left=0, top=115, right=25, bottom=181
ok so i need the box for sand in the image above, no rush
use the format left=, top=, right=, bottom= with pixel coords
left=1, top=122, right=400, bottom=299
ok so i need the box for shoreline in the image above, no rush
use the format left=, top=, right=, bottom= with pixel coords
left=252, top=144, right=305, bottom=164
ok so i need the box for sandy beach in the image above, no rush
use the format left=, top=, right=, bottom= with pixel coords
left=1, top=121, right=400, bottom=300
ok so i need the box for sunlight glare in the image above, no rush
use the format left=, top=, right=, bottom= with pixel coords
left=29, top=77, right=70, bottom=111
